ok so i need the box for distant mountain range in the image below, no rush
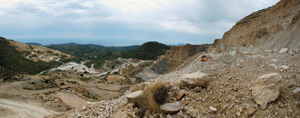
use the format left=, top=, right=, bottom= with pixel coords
left=25, top=42, right=140, bottom=52
left=25, top=42, right=43, bottom=46
left=107, top=45, right=140, bottom=52
left=42, top=41, right=169, bottom=69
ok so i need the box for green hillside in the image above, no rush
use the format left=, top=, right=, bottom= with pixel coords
left=108, top=45, right=140, bottom=52
left=47, top=43, right=115, bottom=60
left=0, top=37, right=61, bottom=79
left=121, top=41, right=170, bottom=60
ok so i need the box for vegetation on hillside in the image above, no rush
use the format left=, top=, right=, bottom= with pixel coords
left=47, top=42, right=169, bottom=69
left=121, top=41, right=170, bottom=60
left=46, top=43, right=122, bottom=68
left=47, top=43, right=115, bottom=60
left=0, top=37, right=61, bottom=79
left=0, top=38, right=170, bottom=78
left=108, top=45, right=140, bottom=52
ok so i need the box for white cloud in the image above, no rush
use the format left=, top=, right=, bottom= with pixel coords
left=161, top=21, right=205, bottom=34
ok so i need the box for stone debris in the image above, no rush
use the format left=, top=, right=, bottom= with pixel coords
left=160, top=102, right=184, bottom=114
left=126, top=90, right=143, bottom=99
left=179, top=71, right=208, bottom=88
left=248, top=106, right=256, bottom=117
left=270, top=64, right=289, bottom=70
left=187, top=109, right=198, bottom=118
left=176, top=90, right=185, bottom=100
left=209, top=106, right=217, bottom=112
left=81, top=106, right=87, bottom=111
left=252, top=73, right=282, bottom=109
left=279, top=48, right=288, bottom=54
left=193, top=87, right=202, bottom=92
left=166, top=114, right=173, bottom=118
left=292, top=88, right=300, bottom=99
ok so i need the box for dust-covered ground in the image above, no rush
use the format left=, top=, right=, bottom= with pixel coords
left=0, top=58, right=154, bottom=118
left=66, top=46, right=300, bottom=118
left=0, top=98, right=58, bottom=118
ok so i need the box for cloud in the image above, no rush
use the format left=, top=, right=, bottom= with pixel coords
left=0, top=0, right=280, bottom=45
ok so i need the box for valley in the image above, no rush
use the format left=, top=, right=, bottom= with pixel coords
left=0, top=0, right=299, bottom=118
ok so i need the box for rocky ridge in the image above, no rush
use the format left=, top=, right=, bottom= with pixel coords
left=150, top=44, right=209, bottom=74
left=215, top=0, right=300, bottom=52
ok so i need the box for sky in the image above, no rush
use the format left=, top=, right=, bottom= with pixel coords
left=0, top=0, right=280, bottom=46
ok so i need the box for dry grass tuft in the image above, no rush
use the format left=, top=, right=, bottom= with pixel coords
left=136, top=81, right=170, bottom=112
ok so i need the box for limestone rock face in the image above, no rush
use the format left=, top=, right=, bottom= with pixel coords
left=160, top=102, right=183, bottom=114
left=151, top=44, right=209, bottom=74
left=252, top=73, right=283, bottom=109
left=215, top=0, right=300, bottom=52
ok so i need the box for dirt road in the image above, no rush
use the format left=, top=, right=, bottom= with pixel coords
left=0, top=98, right=58, bottom=118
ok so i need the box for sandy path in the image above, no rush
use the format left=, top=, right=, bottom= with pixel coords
left=0, top=98, right=58, bottom=118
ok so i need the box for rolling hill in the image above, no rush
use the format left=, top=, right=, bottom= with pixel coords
left=0, top=37, right=68, bottom=79
left=121, top=41, right=170, bottom=60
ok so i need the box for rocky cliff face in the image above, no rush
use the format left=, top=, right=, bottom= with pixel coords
left=216, top=0, right=300, bottom=52
left=151, top=44, right=209, bottom=74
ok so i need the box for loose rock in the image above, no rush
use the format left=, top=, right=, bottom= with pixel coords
left=252, top=73, right=283, bottom=109
left=179, top=71, right=208, bottom=88
left=292, top=88, right=300, bottom=99
left=248, top=106, right=256, bottom=117
left=176, top=90, right=185, bottom=100
left=160, top=102, right=184, bottom=114
left=193, top=87, right=202, bottom=92
left=126, top=90, right=143, bottom=99
left=209, top=106, right=217, bottom=112
left=187, top=109, right=198, bottom=118
left=81, top=106, right=87, bottom=111
left=126, top=90, right=143, bottom=103
left=279, top=48, right=288, bottom=54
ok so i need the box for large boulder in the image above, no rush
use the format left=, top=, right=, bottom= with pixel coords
left=252, top=73, right=283, bottom=109
left=160, top=102, right=183, bottom=114
left=126, top=90, right=143, bottom=102
left=179, top=71, right=208, bottom=88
